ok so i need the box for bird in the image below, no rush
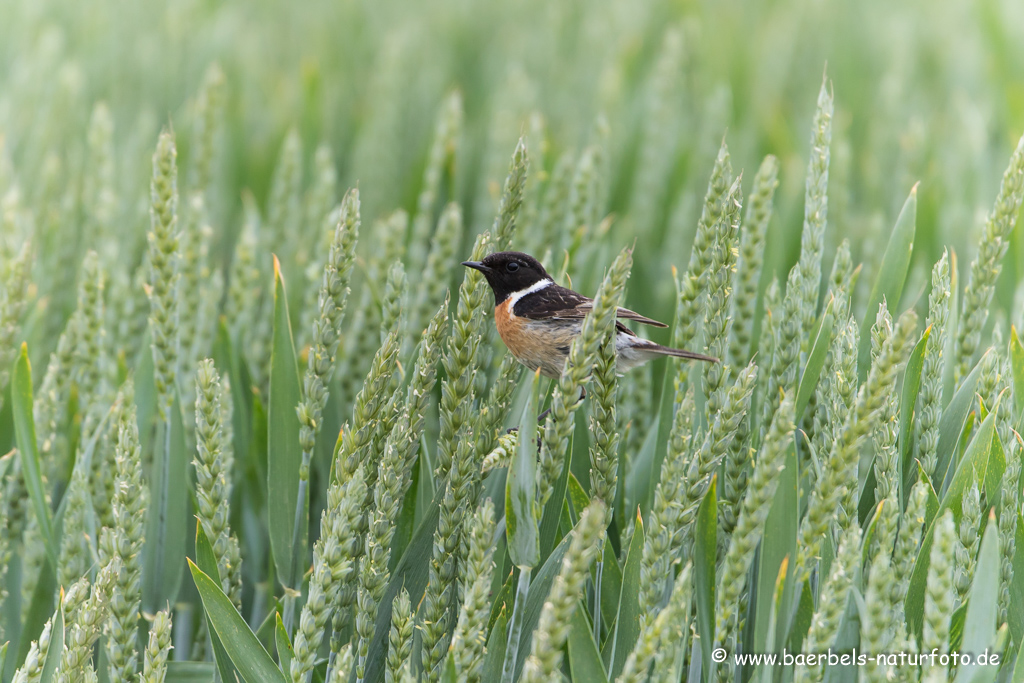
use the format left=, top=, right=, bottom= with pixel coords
left=462, top=250, right=718, bottom=379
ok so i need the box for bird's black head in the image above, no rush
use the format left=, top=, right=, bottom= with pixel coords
left=462, top=251, right=552, bottom=305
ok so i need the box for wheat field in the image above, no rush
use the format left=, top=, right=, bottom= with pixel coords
left=1, top=0, right=1024, bottom=682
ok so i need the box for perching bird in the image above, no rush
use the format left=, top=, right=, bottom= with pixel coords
left=462, top=251, right=717, bottom=379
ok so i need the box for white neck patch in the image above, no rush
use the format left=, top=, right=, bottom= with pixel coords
left=506, top=278, right=553, bottom=311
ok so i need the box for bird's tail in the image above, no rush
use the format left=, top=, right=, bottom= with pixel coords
left=641, top=342, right=719, bottom=363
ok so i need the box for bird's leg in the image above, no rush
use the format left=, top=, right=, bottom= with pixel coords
left=507, top=386, right=587, bottom=433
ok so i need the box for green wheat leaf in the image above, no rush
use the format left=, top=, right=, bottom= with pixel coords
left=899, top=327, right=930, bottom=493
left=568, top=603, right=608, bottom=683
left=906, top=411, right=996, bottom=638
left=933, top=354, right=985, bottom=491
left=38, top=601, right=63, bottom=683
left=189, top=559, right=286, bottom=683
left=507, top=369, right=541, bottom=569
left=858, top=184, right=917, bottom=377
left=604, top=509, right=643, bottom=680
left=694, top=476, right=718, bottom=682
left=12, top=343, right=57, bottom=569
left=195, top=521, right=238, bottom=683
left=141, top=386, right=188, bottom=613
left=267, top=255, right=304, bottom=588
left=795, top=298, right=834, bottom=420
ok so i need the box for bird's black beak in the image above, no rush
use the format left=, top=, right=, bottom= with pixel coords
left=462, top=261, right=491, bottom=273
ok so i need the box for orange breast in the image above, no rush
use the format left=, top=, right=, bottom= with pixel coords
left=494, top=300, right=578, bottom=378
left=495, top=299, right=528, bottom=357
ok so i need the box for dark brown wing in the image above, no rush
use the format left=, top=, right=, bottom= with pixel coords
left=514, top=284, right=668, bottom=329
left=511, top=284, right=592, bottom=318
left=609, top=306, right=668, bottom=328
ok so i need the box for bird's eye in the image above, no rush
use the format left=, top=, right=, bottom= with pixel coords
left=506, top=262, right=520, bottom=272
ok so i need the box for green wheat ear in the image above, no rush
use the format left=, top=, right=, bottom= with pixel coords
left=797, top=307, right=917, bottom=583
left=728, top=154, right=779, bottom=369
left=715, top=390, right=794, bottom=675
left=84, top=101, right=116, bottom=259
left=352, top=303, right=446, bottom=683
left=449, top=499, right=497, bottom=683
left=188, top=62, right=226, bottom=198
left=141, top=608, right=173, bottom=683
left=702, top=174, right=743, bottom=418
left=674, top=139, right=732, bottom=355
left=796, top=76, right=833, bottom=347
left=293, top=464, right=367, bottom=683
left=956, top=132, right=1024, bottom=382
left=538, top=245, right=631, bottom=511
left=386, top=589, right=414, bottom=683
left=918, top=250, right=951, bottom=480
left=147, top=128, right=180, bottom=421
left=798, top=524, right=861, bottom=683
left=520, top=500, right=606, bottom=683
left=0, top=234, right=31, bottom=410
left=102, top=389, right=149, bottom=683
left=862, top=527, right=898, bottom=683
left=71, top=250, right=108, bottom=440
left=56, top=555, right=121, bottom=680
left=924, top=510, right=956, bottom=664
left=618, top=562, right=692, bottom=683
left=1000, top=432, right=1022, bottom=624
left=193, top=360, right=242, bottom=605
left=640, top=388, right=695, bottom=627
left=953, top=477, right=981, bottom=606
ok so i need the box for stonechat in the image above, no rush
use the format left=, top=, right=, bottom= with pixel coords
left=462, top=251, right=717, bottom=379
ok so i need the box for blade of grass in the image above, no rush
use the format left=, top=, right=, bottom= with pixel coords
left=538, top=430, right=573, bottom=564
left=275, top=613, right=293, bottom=676
left=213, top=318, right=253, bottom=470
left=858, top=184, right=917, bottom=378
left=38, top=598, right=62, bottom=683
left=512, top=532, right=572, bottom=681
left=795, top=298, right=834, bottom=420
left=11, top=344, right=57, bottom=570
left=502, top=371, right=544, bottom=681
left=960, top=511, right=999, bottom=683
left=899, top=327, right=930, bottom=501
left=786, top=581, right=815, bottom=654
left=189, top=559, right=286, bottom=683
left=166, top=662, right=219, bottom=682
left=16, top=557, right=56, bottom=664
left=694, top=475, right=718, bottom=683
left=142, top=387, right=188, bottom=613
left=508, top=369, right=541, bottom=569
left=1009, top=513, right=1024, bottom=648
left=267, top=256, right=304, bottom=593
left=905, top=411, right=996, bottom=638
left=933, top=354, right=984, bottom=493
left=623, top=418, right=660, bottom=525
left=1011, top=327, right=1024, bottom=426
left=984, top=432, right=1006, bottom=508
left=362, top=485, right=445, bottom=683
left=754, top=445, right=798, bottom=656
left=603, top=508, right=643, bottom=679
left=568, top=604, right=608, bottom=683
left=482, top=607, right=509, bottom=682
left=195, top=521, right=238, bottom=683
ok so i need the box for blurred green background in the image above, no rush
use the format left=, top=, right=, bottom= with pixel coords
left=1, top=1, right=1023, bottom=679
left=3, top=0, right=1024, bottom=334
